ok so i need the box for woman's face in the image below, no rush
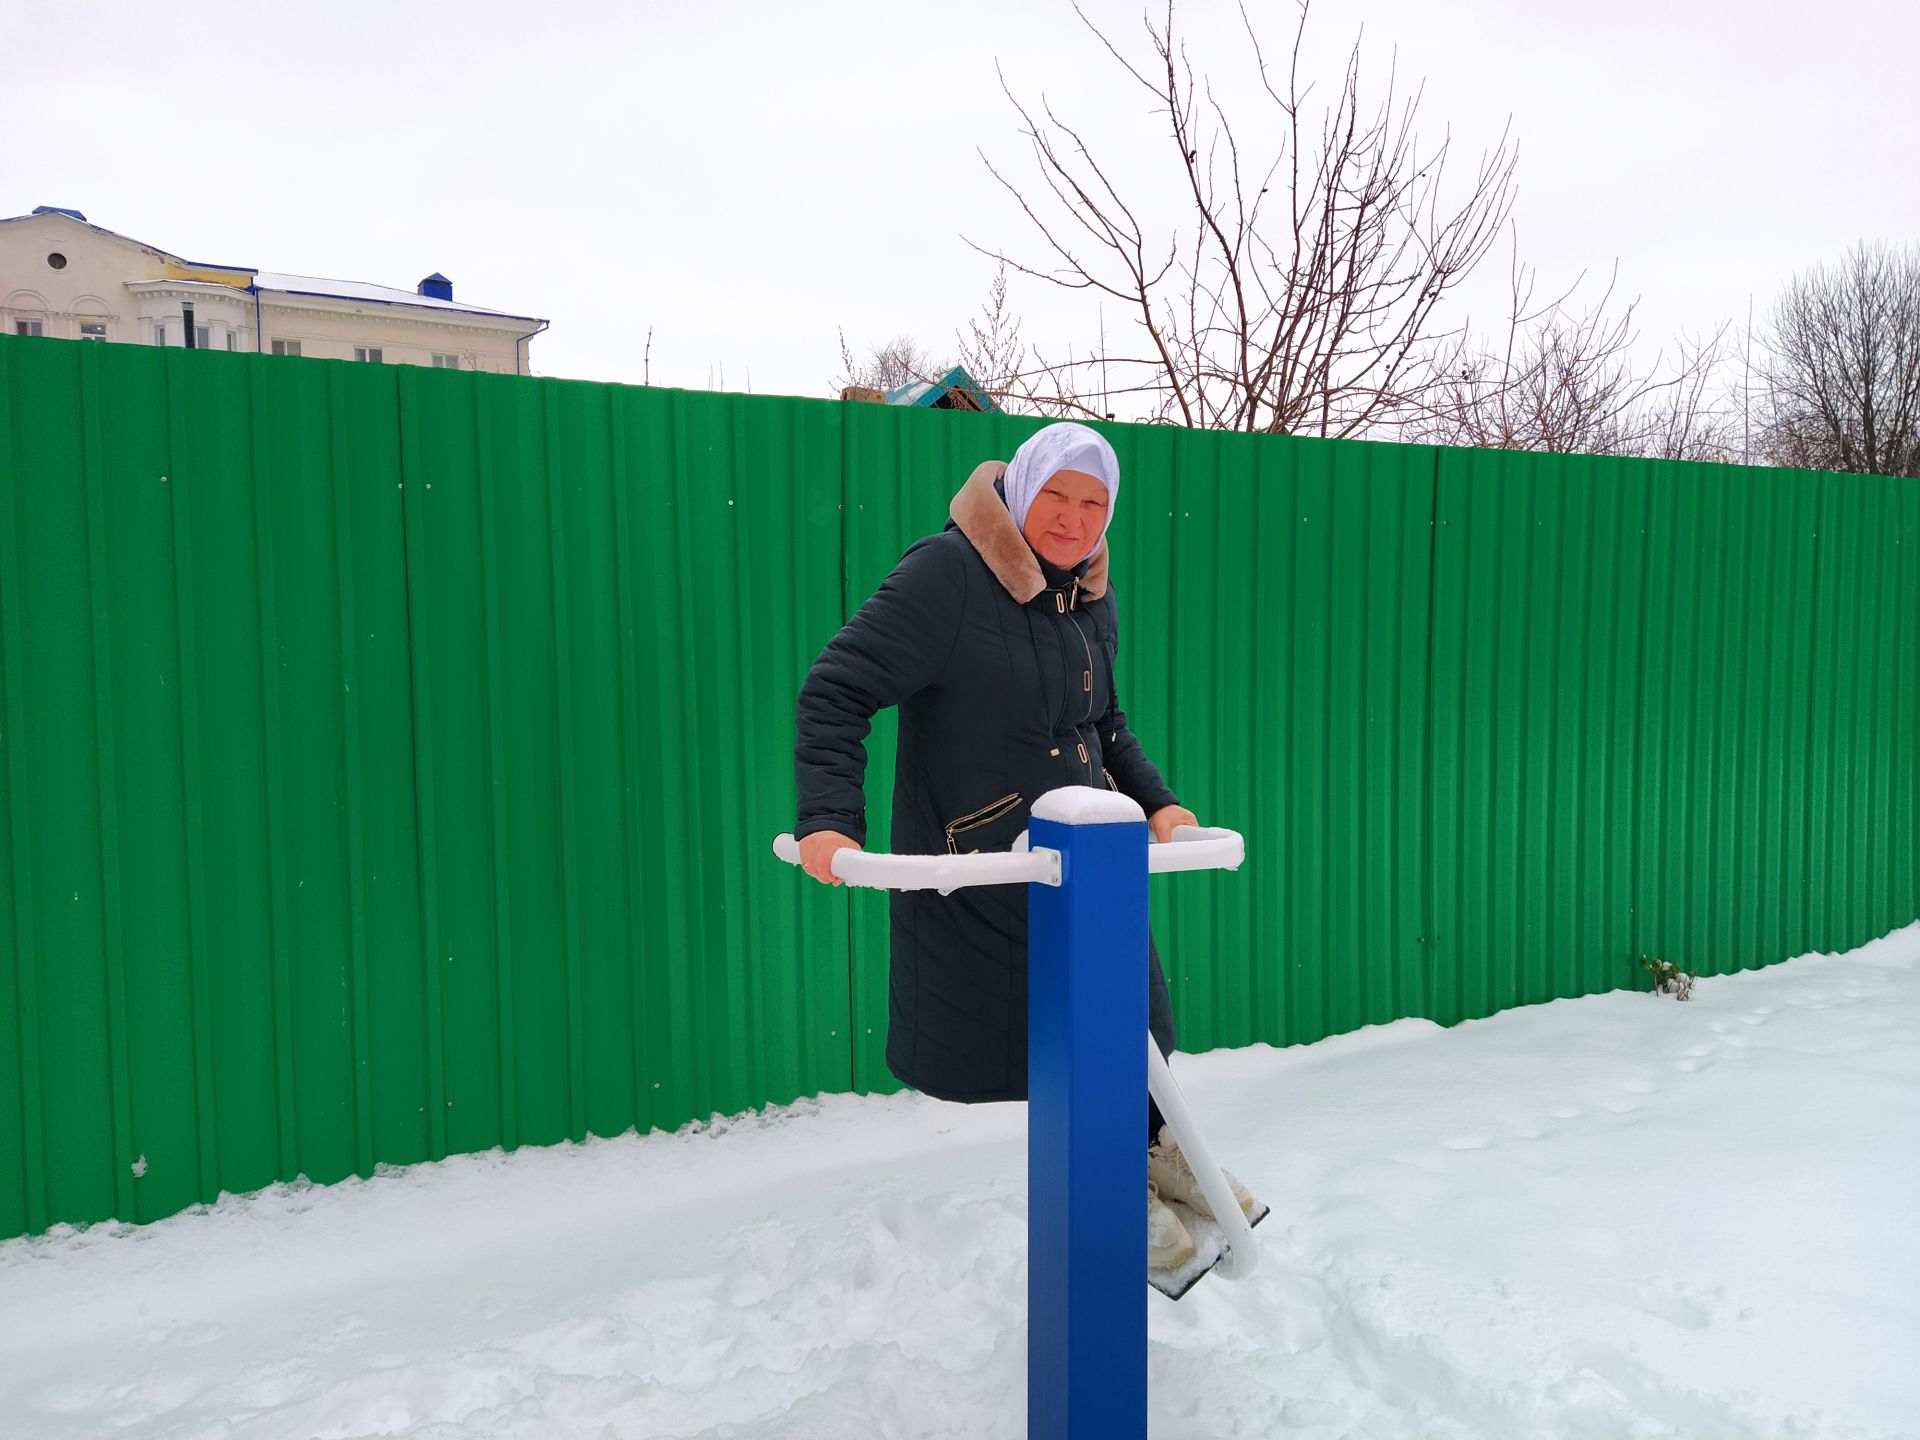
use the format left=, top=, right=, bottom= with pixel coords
left=1021, top=468, right=1111, bottom=569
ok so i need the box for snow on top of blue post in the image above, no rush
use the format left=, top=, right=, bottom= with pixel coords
left=1029, top=786, right=1145, bottom=825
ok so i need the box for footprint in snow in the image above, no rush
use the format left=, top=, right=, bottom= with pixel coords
left=311, top=1312, right=370, bottom=1343
left=1600, top=1279, right=1714, bottom=1330
left=159, top=1322, right=225, bottom=1347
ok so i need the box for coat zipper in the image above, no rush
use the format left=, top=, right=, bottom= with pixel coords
left=1067, top=605, right=1098, bottom=781
left=1070, top=610, right=1097, bottom=723
left=944, top=791, right=1022, bottom=854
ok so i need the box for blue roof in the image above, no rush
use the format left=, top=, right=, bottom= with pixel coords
left=884, top=365, right=1002, bottom=414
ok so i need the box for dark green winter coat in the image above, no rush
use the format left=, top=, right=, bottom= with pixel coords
left=795, top=460, right=1179, bottom=1102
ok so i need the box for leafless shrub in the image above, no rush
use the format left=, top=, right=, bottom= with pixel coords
left=952, top=263, right=1111, bottom=419
left=954, top=262, right=1028, bottom=401
left=1412, top=252, right=1736, bottom=459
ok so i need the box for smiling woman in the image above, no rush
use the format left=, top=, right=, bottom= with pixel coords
left=792, top=420, right=1256, bottom=1280
left=792, top=419, right=1181, bottom=1078
left=1021, top=470, right=1110, bottom=568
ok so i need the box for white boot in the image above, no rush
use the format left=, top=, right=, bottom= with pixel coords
left=1147, top=1181, right=1195, bottom=1270
left=1148, top=1124, right=1259, bottom=1223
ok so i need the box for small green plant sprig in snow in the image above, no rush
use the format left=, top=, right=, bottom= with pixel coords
left=1639, top=955, right=1697, bottom=1001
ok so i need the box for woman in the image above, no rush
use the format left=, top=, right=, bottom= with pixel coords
left=793, top=422, right=1254, bottom=1274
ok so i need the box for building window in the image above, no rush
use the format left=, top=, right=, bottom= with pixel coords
left=79, top=321, right=107, bottom=341
left=46, top=253, right=67, bottom=270
left=14, top=320, right=44, bottom=337
left=195, top=325, right=211, bottom=350
left=431, top=353, right=460, bottom=369
left=272, top=339, right=301, bottom=356
left=152, top=321, right=167, bottom=346
left=225, top=330, right=237, bottom=351
left=355, top=346, right=383, bottom=364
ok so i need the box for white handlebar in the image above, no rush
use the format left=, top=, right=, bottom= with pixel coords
left=772, top=823, right=1243, bottom=894
left=771, top=833, right=1060, bottom=893
left=1154, top=825, right=1244, bottom=874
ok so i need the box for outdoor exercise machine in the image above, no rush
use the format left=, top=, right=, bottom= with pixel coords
left=774, top=786, right=1255, bottom=1439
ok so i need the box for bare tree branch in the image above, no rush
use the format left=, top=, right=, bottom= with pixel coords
left=970, top=0, right=1517, bottom=433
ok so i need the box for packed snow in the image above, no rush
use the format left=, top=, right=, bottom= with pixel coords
left=1029, top=786, right=1146, bottom=824
left=3, top=924, right=1915, bottom=1439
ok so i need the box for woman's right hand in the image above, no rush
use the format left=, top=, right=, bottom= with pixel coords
left=798, top=830, right=862, bottom=886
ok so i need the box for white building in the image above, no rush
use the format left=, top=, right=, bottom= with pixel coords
left=0, top=207, right=547, bottom=374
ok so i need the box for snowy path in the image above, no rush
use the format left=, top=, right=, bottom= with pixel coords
left=3, top=924, right=1916, bottom=1439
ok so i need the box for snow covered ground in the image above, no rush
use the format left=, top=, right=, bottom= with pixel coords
left=4, top=923, right=1916, bottom=1440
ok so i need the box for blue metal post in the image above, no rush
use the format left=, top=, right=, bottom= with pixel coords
left=1027, top=808, right=1149, bottom=1439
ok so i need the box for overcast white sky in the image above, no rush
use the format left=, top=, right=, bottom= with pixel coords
left=6, top=0, right=1916, bottom=406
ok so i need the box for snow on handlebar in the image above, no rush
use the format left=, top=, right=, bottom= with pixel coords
left=1150, top=825, right=1245, bottom=874
left=771, top=834, right=1060, bottom=892
left=771, top=823, right=1243, bottom=895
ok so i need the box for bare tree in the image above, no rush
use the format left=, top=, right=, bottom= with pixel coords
left=834, top=331, right=947, bottom=396
left=1413, top=253, right=1735, bottom=459
left=971, top=0, right=1517, bottom=434
left=1760, top=241, right=1920, bottom=476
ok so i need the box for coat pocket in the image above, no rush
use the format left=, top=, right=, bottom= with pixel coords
left=944, top=791, right=1024, bottom=855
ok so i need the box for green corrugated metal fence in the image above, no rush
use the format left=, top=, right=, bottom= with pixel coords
left=3, top=334, right=1916, bottom=1240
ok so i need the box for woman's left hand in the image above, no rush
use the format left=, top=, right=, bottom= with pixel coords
left=1147, top=804, right=1199, bottom=845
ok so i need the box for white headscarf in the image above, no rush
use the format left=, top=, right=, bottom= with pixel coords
left=1002, top=422, right=1121, bottom=566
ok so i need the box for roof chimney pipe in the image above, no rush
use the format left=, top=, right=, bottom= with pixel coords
left=418, top=273, right=452, bottom=302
